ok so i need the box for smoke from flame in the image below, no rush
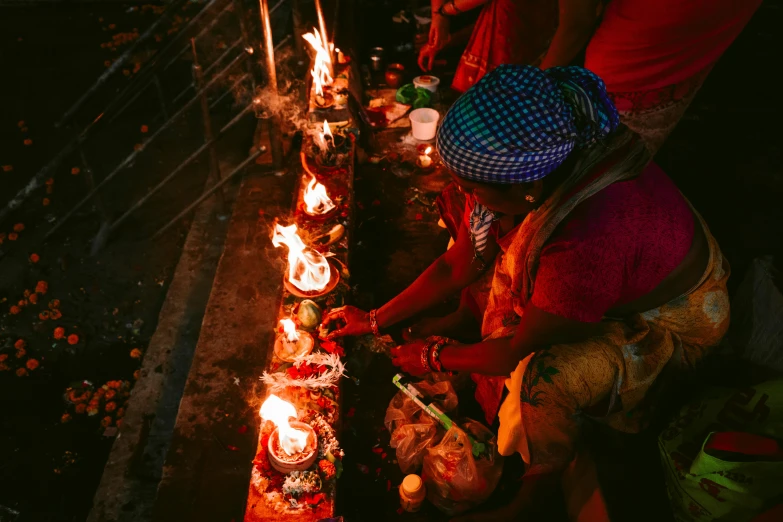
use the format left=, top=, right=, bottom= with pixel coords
left=260, top=394, right=309, bottom=455
left=272, top=223, right=331, bottom=292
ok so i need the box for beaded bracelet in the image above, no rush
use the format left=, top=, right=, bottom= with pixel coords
left=369, top=309, right=380, bottom=337
left=427, top=336, right=453, bottom=376
left=420, top=342, right=434, bottom=373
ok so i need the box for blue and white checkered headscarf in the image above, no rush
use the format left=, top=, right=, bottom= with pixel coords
left=436, top=65, right=619, bottom=260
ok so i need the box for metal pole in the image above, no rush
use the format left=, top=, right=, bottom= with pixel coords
left=109, top=104, right=254, bottom=235
left=313, top=0, right=333, bottom=76
left=259, top=0, right=284, bottom=169
left=190, top=38, right=225, bottom=202
left=291, top=0, right=305, bottom=60
left=152, top=148, right=265, bottom=240
left=44, top=51, right=250, bottom=240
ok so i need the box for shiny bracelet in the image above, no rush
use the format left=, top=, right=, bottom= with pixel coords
left=427, top=336, right=453, bottom=375
left=369, top=309, right=380, bottom=337
left=421, top=342, right=434, bottom=373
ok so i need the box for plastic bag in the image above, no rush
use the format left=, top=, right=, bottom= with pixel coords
left=422, top=419, right=504, bottom=516
left=384, top=378, right=458, bottom=474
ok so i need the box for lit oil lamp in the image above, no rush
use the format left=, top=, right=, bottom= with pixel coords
left=303, top=28, right=334, bottom=109
left=272, top=222, right=339, bottom=297
left=417, top=146, right=433, bottom=169
left=274, top=318, right=314, bottom=362
left=303, top=175, right=336, bottom=218
left=313, top=120, right=347, bottom=168
left=260, top=394, right=318, bottom=473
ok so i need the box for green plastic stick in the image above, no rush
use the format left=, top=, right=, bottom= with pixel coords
left=392, top=374, right=487, bottom=457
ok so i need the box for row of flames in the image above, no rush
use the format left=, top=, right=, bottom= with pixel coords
left=259, top=27, right=341, bottom=459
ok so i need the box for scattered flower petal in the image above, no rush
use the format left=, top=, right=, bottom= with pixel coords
left=13, top=223, right=24, bottom=232
left=61, top=413, right=72, bottom=423
left=10, top=305, right=21, bottom=315
left=23, top=139, right=32, bottom=146
left=140, top=125, right=149, bottom=133
left=129, top=348, right=142, bottom=359
left=2, top=165, right=12, bottom=172
left=67, top=334, right=79, bottom=345
left=26, top=359, right=39, bottom=371
left=71, top=167, right=80, bottom=175
left=29, top=253, right=39, bottom=263
left=14, top=339, right=26, bottom=350
left=29, top=293, right=38, bottom=304
left=16, top=368, right=28, bottom=377
left=54, top=327, right=65, bottom=340
left=8, top=233, right=18, bottom=241
left=42, top=198, right=50, bottom=206
left=36, top=281, right=48, bottom=294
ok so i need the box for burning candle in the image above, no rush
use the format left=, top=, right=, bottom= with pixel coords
left=260, top=394, right=310, bottom=455
left=418, top=146, right=433, bottom=168
left=303, top=28, right=333, bottom=103
left=275, top=318, right=314, bottom=361
left=336, top=48, right=347, bottom=65
left=272, top=223, right=331, bottom=293
left=303, top=175, right=336, bottom=216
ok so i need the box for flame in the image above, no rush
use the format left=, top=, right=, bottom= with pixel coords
left=260, top=394, right=310, bottom=455
left=303, top=28, right=332, bottom=97
left=424, top=146, right=432, bottom=155
left=279, top=318, right=300, bottom=343
left=303, top=176, right=336, bottom=215
left=272, top=223, right=331, bottom=292
left=323, top=120, right=333, bottom=141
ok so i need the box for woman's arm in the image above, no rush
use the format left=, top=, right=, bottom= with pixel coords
left=324, top=220, right=499, bottom=338
left=438, top=302, right=608, bottom=375
left=539, top=0, right=601, bottom=69
left=376, top=219, right=498, bottom=329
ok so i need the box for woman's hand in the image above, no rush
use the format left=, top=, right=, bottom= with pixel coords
left=418, top=44, right=442, bottom=72
left=391, top=340, right=431, bottom=376
left=429, top=14, right=451, bottom=50
left=321, top=306, right=371, bottom=338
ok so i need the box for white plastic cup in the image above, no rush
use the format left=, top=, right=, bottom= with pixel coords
left=413, top=75, right=440, bottom=93
left=409, top=108, right=440, bottom=141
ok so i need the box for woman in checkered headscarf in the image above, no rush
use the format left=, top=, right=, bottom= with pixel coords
left=323, top=65, right=729, bottom=517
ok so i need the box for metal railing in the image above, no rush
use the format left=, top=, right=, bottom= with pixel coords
left=1, top=0, right=296, bottom=254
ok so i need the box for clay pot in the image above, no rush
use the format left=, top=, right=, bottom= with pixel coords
left=267, top=421, right=318, bottom=473
left=386, top=63, right=405, bottom=88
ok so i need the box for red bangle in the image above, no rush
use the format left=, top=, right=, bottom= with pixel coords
left=369, top=309, right=380, bottom=337
left=421, top=343, right=434, bottom=373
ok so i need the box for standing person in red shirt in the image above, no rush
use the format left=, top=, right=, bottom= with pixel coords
left=418, top=0, right=557, bottom=93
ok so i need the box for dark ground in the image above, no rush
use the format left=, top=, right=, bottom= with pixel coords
left=0, top=3, right=254, bottom=521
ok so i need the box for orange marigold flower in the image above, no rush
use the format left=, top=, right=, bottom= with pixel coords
left=53, top=327, right=65, bottom=339
left=49, top=299, right=60, bottom=309
left=23, top=289, right=30, bottom=297
left=35, top=281, right=48, bottom=294
left=0, top=354, right=7, bottom=362
left=15, top=368, right=27, bottom=377
left=0, top=363, right=9, bottom=372
left=10, top=305, right=21, bottom=315
left=71, top=167, right=80, bottom=175
left=42, top=198, right=50, bottom=206
left=8, top=233, right=18, bottom=241
left=23, top=139, right=32, bottom=146
left=50, top=309, right=62, bottom=320
left=67, top=334, right=79, bottom=345
left=107, top=380, right=122, bottom=389
left=17, top=300, right=27, bottom=307
left=105, top=389, right=117, bottom=400
left=140, top=125, right=149, bottom=133
left=45, top=178, right=54, bottom=186
left=61, top=413, right=72, bottom=423
left=129, top=348, right=142, bottom=359
left=2, top=165, right=12, bottom=172
left=133, top=369, right=141, bottom=380
left=101, top=416, right=113, bottom=428
left=13, top=223, right=24, bottom=232
left=15, top=348, right=26, bottom=358
left=104, top=401, right=117, bottom=413
left=116, top=407, right=125, bottom=418
left=39, top=311, right=50, bottom=320
left=116, top=419, right=123, bottom=428
left=29, top=253, right=39, bottom=263
left=75, top=403, right=87, bottom=414
left=86, top=404, right=99, bottom=416
left=26, top=359, right=39, bottom=370
left=29, top=293, right=38, bottom=304
left=14, top=339, right=26, bottom=350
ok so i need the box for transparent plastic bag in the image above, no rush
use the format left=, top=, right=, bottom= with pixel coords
left=384, top=378, right=458, bottom=474
left=422, top=419, right=504, bottom=516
